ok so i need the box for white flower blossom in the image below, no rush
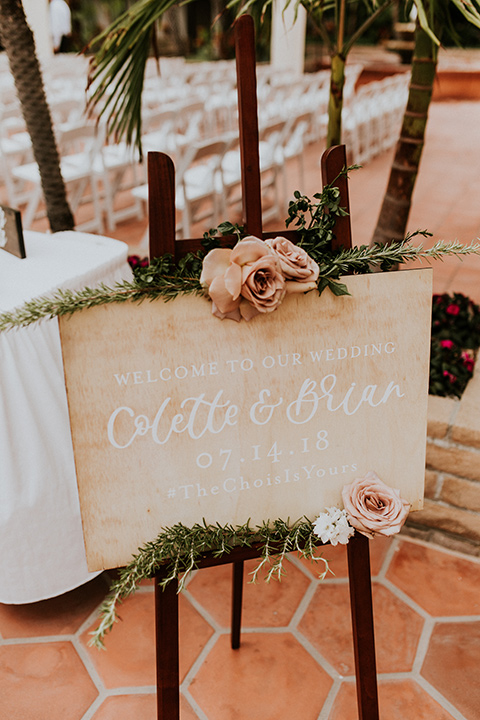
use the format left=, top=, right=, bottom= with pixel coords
left=312, top=507, right=355, bottom=546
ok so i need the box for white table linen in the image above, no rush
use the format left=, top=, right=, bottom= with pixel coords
left=0, top=231, right=133, bottom=603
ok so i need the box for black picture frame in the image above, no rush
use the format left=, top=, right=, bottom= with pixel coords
left=0, top=204, right=26, bottom=259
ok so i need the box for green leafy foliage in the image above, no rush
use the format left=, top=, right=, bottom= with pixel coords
left=286, top=187, right=346, bottom=252
left=90, top=517, right=330, bottom=648
left=1, top=180, right=480, bottom=332
left=431, top=292, right=480, bottom=348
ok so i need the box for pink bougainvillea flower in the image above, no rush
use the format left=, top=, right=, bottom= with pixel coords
left=440, top=339, right=454, bottom=349
left=446, top=304, right=460, bottom=316
left=461, top=351, right=475, bottom=372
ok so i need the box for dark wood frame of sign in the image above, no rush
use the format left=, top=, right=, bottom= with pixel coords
left=147, top=15, right=378, bottom=720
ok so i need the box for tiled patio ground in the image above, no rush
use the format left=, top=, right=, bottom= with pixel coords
left=2, top=89, right=480, bottom=719
left=1, top=536, right=480, bottom=719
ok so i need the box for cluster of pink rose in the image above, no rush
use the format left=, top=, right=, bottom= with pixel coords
left=200, top=235, right=320, bottom=322
left=314, top=472, right=411, bottom=544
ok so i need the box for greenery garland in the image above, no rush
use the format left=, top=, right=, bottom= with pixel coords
left=1, top=178, right=479, bottom=333
left=91, top=517, right=328, bottom=648
left=1, top=234, right=479, bottom=333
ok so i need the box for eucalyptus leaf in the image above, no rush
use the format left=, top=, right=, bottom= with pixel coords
left=326, top=278, right=351, bottom=296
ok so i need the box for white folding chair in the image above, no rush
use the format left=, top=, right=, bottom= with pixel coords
left=141, top=108, right=177, bottom=158
left=176, top=137, right=230, bottom=238
left=93, top=137, right=144, bottom=231
left=49, top=98, right=86, bottom=131
left=220, top=119, right=285, bottom=223
left=0, top=106, right=33, bottom=207
left=172, top=100, right=206, bottom=148
left=12, top=123, right=104, bottom=232
left=277, top=111, right=312, bottom=201
left=258, top=118, right=286, bottom=221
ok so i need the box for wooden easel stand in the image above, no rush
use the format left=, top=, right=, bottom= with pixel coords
left=155, top=533, right=379, bottom=719
left=150, top=14, right=379, bottom=719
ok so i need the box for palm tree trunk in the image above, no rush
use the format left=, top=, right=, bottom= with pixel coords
left=0, top=0, right=74, bottom=232
left=327, top=52, right=346, bottom=148
left=371, top=21, right=438, bottom=246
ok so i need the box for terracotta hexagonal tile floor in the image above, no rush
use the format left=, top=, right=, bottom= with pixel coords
left=0, top=575, right=107, bottom=638
left=386, top=541, right=480, bottom=616
left=0, top=641, right=98, bottom=720
left=329, top=679, right=458, bottom=720
left=90, top=693, right=197, bottom=720
left=3, top=535, right=480, bottom=719
left=187, top=557, right=310, bottom=627
left=91, top=694, right=157, bottom=720
left=296, top=535, right=393, bottom=579
left=80, top=591, right=214, bottom=688
left=421, top=621, right=480, bottom=720
left=189, top=633, right=333, bottom=720
left=298, top=582, right=424, bottom=675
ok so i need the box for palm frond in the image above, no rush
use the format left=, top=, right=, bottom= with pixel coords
left=86, top=0, right=182, bottom=155
left=343, top=0, right=394, bottom=55
left=226, top=0, right=274, bottom=23
left=413, top=0, right=442, bottom=45
left=450, top=0, right=480, bottom=28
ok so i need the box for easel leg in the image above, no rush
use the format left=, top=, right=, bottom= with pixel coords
left=347, top=533, right=379, bottom=720
left=155, top=569, right=180, bottom=720
left=231, top=560, right=244, bottom=649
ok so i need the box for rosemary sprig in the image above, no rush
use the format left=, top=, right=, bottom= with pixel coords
left=0, top=259, right=204, bottom=333
left=250, top=518, right=330, bottom=583
left=326, top=237, right=480, bottom=275
left=2, top=237, right=479, bottom=333
left=0, top=277, right=203, bottom=332
left=315, top=237, right=480, bottom=296
left=90, top=518, right=329, bottom=649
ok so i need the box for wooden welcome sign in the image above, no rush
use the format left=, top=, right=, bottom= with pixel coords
left=60, top=267, right=432, bottom=571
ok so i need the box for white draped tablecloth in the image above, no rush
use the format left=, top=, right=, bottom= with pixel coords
left=0, top=231, right=133, bottom=603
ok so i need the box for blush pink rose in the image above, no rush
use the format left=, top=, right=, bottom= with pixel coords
left=200, top=236, right=285, bottom=321
left=200, top=247, right=243, bottom=320
left=238, top=252, right=286, bottom=319
left=265, top=236, right=319, bottom=293
left=342, top=471, right=410, bottom=539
